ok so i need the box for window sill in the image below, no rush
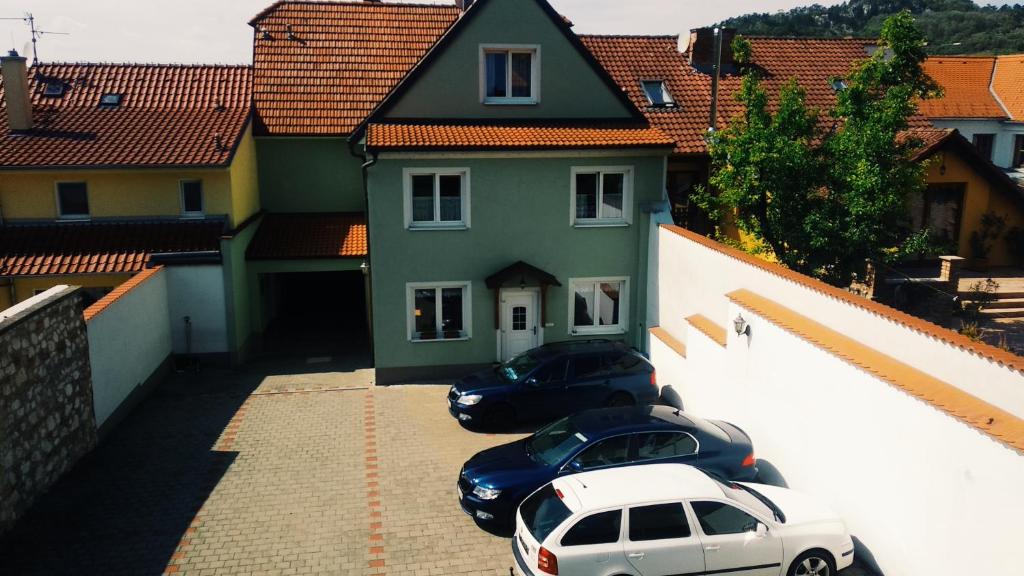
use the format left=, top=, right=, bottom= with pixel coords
left=482, top=98, right=538, bottom=106
left=180, top=213, right=206, bottom=220
left=572, top=221, right=629, bottom=228
left=407, top=224, right=469, bottom=231
left=410, top=336, right=471, bottom=343
left=57, top=215, right=91, bottom=222
left=570, top=327, right=627, bottom=337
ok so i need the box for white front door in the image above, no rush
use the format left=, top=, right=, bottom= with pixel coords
left=501, top=290, right=539, bottom=361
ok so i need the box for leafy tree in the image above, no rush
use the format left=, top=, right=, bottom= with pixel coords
left=697, top=12, right=943, bottom=286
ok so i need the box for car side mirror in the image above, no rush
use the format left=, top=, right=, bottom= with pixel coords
left=524, top=377, right=540, bottom=388
left=754, top=522, right=768, bottom=538
left=566, top=460, right=583, bottom=473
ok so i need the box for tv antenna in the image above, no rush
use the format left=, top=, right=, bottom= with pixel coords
left=1, top=12, right=69, bottom=64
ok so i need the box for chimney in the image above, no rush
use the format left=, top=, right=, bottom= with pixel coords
left=1, top=50, right=33, bottom=132
left=456, top=0, right=475, bottom=10
left=688, top=27, right=736, bottom=72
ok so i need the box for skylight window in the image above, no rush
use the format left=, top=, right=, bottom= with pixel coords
left=99, top=93, right=123, bottom=108
left=42, top=82, right=64, bottom=97
left=641, top=80, right=675, bottom=107
left=831, top=79, right=848, bottom=92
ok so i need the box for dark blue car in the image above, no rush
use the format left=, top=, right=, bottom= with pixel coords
left=457, top=405, right=758, bottom=526
left=447, top=340, right=659, bottom=429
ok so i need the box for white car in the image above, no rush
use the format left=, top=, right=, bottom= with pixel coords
left=512, top=463, right=853, bottom=576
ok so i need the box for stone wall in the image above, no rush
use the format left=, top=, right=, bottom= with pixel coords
left=0, top=286, right=97, bottom=535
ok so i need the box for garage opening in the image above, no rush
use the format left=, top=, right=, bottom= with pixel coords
left=260, top=270, right=370, bottom=363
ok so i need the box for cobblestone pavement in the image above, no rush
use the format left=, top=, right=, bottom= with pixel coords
left=0, top=356, right=872, bottom=575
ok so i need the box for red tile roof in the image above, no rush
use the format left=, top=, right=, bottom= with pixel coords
left=992, top=55, right=1024, bottom=120
left=246, top=213, right=367, bottom=259
left=250, top=1, right=459, bottom=136
left=83, top=265, right=164, bottom=322
left=366, top=122, right=674, bottom=151
left=582, top=35, right=933, bottom=155
left=0, top=219, right=225, bottom=276
left=920, top=57, right=1008, bottom=119
left=0, top=63, right=252, bottom=169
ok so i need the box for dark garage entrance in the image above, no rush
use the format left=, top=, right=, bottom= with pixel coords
left=261, top=270, right=370, bottom=362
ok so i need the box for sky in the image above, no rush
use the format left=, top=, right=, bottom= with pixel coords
left=0, top=0, right=1004, bottom=65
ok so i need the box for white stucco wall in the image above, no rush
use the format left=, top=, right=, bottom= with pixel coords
left=164, top=265, right=229, bottom=354
left=86, top=269, right=172, bottom=427
left=651, top=226, right=1024, bottom=576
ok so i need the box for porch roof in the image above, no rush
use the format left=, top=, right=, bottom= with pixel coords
left=485, top=261, right=561, bottom=289
left=246, top=213, right=367, bottom=260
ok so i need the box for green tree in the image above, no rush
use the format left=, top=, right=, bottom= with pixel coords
left=697, top=12, right=942, bottom=285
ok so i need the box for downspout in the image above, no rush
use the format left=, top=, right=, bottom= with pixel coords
left=349, top=136, right=378, bottom=363
left=708, top=27, right=723, bottom=133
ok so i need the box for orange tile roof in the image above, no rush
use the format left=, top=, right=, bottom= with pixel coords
left=662, top=223, right=1024, bottom=374
left=992, top=55, right=1024, bottom=120
left=727, top=288, right=1024, bottom=455
left=250, top=1, right=459, bottom=136
left=83, top=265, right=164, bottom=322
left=0, top=220, right=225, bottom=276
left=366, top=122, right=674, bottom=151
left=246, top=213, right=367, bottom=259
left=685, top=314, right=727, bottom=347
left=583, top=35, right=933, bottom=155
left=0, top=63, right=252, bottom=169
left=919, top=57, right=1008, bottom=119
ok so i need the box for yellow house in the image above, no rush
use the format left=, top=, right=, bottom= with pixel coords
left=912, top=128, right=1024, bottom=267
left=0, top=54, right=259, bottom=310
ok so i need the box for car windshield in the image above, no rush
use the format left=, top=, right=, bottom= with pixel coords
left=498, top=353, right=542, bottom=383
left=701, top=470, right=785, bottom=523
left=526, top=417, right=589, bottom=466
left=520, top=484, right=573, bottom=543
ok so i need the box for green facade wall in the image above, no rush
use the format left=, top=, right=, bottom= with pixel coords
left=367, top=153, right=665, bottom=372
left=383, top=0, right=634, bottom=121
left=255, top=138, right=365, bottom=213
left=221, top=217, right=262, bottom=363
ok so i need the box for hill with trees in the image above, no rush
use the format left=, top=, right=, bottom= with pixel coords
left=720, top=0, right=1024, bottom=54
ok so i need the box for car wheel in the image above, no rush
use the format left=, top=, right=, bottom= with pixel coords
left=605, top=392, right=635, bottom=407
left=788, top=550, right=836, bottom=576
left=486, top=404, right=515, bottom=430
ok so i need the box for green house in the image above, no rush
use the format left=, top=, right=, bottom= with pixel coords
left=246, top=0, right=673, bottom=382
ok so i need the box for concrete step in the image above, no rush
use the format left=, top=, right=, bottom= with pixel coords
left=978, top=307, right=1024, bottom=319
left=980, top=298, right=1024, bottom=309
left=958, top=291, right=1024, bottom=300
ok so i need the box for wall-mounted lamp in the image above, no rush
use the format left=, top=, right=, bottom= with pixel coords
left=519, top=275, right=527, bottom=290
left=733, top=313, right=750, bottom=337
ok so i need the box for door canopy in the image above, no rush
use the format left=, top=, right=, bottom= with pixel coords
left=485, top=260, right=561, bottom=289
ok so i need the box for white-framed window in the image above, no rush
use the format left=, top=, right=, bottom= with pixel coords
left=407, top=282, right=472, bottom=342
left=641, top=80, right=675, bottom=107
left=55, top=181, right=90, bottom=219
left=480, top=44, right=540, bottom=105
left=180, top=179, right=204, bottom=217
left=403, top=168, right=470, bottom=229
left=570, top=166, right=633, bottom=226
left=569, top=277, right=628, bottom=335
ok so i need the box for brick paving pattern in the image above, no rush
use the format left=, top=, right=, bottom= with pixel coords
left=0, top=356, right=872, bottom=575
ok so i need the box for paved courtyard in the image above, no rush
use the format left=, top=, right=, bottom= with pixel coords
left=0, top=354, right=872, bottom=575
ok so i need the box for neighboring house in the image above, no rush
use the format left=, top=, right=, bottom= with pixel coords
left=248, top=0, right=673, bottom=382
left=921, top=56, right=1024, bottom=182
left=584, top=32, right=1024, bottom=267
left=0, top=53, right=258, bottom=357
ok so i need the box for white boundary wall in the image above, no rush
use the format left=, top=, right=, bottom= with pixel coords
left=651, top=226, right=1024, bottom=576
left=86, top=269, right=172, bottom=427
left=165, top=265, right=229, bottom=354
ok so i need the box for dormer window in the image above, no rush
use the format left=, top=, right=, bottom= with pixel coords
left=481, top=45, right=539, bottom=105
left=830, top=79, right=848, bottom=92
left=641, top=80, right=674, bottom=107
left=42, top=82, right=64, bottom=97
left=99, top=93, right=123, bottom=108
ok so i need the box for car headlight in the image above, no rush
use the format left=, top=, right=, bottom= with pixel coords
left=458, top=394, right=483, bottom=406
left=473, top=486, right=502, bottom=500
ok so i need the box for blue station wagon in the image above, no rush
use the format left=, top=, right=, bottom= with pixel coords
left=448, top=340, right=659, bottom=429
left=457, top=405, right=758, bottom=527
